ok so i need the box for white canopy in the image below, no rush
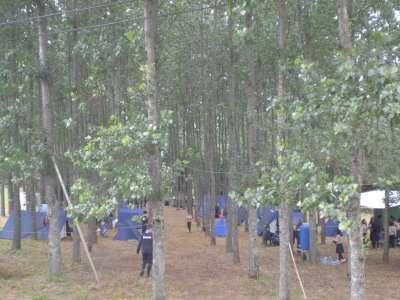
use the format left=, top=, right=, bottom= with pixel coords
left=360, top=190, right=400, bottom=209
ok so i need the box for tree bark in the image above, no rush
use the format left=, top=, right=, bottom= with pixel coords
left=320, top=216, right=326, bottom=244
left=383, top=190, right=389, bottom=263
left=225, top=0, right=240, bottom=264
left=36, top=0, right=62, bottom=276
left=277, top=1, right=290, bottom=298
left=337, top=1, right=365, bottom=299
left=144, top=1, right=165, bottom=299
left=279, top=201, right=290, bottom=300
left=308, top=211, right=317, bottom=263
left=245, top=6, right=260, bottom=279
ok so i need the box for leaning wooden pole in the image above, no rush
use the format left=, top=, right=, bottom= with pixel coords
left=51, top=156, right=100, bottom=284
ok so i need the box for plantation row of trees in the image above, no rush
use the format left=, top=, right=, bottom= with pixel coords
left=0, top=0, right=399, bottom=299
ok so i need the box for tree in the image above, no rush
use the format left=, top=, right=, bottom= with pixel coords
left=35, top=0, right=62, bottom=276
left=144, top=0, right=165, bottom=299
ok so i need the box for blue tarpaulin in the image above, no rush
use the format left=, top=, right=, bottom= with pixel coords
left=0, top=209, right=67, bottom=240
left=113, top=207, right=144, bottom=241
left=325, top=219, right=339, bottom=237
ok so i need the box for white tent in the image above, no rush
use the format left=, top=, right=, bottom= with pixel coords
left=360, top=190, right=400, bottom=209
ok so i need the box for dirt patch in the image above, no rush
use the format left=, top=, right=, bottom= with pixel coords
left=0, top=207, right=399, bottom=299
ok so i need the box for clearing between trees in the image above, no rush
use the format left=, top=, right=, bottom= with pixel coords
left=1, top=207, right=399, bottom=300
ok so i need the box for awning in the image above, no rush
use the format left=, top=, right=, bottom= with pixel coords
left=360, top=190, right=400, bottom=209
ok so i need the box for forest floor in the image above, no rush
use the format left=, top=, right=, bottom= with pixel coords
left=1, top=207, right=400, bottom=300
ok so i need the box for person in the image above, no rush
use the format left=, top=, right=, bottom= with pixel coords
left=141, top=211, right=148, bottom=234
left=388, top=221, right=397, bottom=248
left=263, top=224, right=273, bottom=246
left=396, top=218, right=400, bottom=246
left=361, top=219, right=368, bottom=244
left=137, top=226, right=153, bottom=277
left=369, top=217, right=380, bottom=248
left=333, top=228, right=346, bottom=263
left=293, top=220, right=302, bottom=247
left=186, top=213, right=193, bottom=233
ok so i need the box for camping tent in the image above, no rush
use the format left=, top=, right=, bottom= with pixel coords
left=360, top=190, right=400, bottom=209
left=113, top=207, right=144, bottom=241
left=0, top=208, right=67, bottom=240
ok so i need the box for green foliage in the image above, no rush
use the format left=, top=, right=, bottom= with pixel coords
left=68, top=111, right=172, bottom=221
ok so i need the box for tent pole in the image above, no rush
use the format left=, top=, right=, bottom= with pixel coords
left=51, top=156, right=100, bottom=284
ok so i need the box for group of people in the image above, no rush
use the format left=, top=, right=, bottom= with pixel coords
left=361, top=216, right=400, bottom=248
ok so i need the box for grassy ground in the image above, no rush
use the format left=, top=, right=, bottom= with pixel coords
left=1, top=208, right=399, bottom=300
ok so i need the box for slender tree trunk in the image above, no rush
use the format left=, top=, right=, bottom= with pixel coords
left=226, top=0, right=240, bottom=264
left=383, top=190, right=390, bottom=263
left=337, top=1, right=365, bottom=299
left=279, top=201, right=290, bottom=300
left=244, top=6, right=260, bottom=279
left=320, top=216, right=326, bottom=244
left=144, top=1, right=165, bottom=298
left=0, top=184, right=5, bottom=217
left=87, top=217, right=97, bottom=252
left=36, top=0, right=62, bottom=276
left=8, top=176, right=14, bottom=214
left=277, top=1, right=290, bottom=298
left=12, top=184, right=21, bottom=251
left=308, top=211, right=317, bottom=263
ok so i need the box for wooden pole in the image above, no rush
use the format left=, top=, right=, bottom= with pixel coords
left=289, top=243, right=308, bottom=300
left=51, top=156, right=100, bottom=284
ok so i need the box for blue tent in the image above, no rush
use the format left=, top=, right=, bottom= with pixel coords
left=257, top=207, right=278, bottom=235
left=0, top=208, right=67, bottom=240
left=325, top=219, right=339, bottom=237
left=214, top=218, right=227, bottom=237
left=113, top=207, right=144, bottom=241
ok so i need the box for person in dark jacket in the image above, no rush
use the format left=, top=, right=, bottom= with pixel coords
left=137, top=227, right=153, bottom=277
left=141, top=211, right=148, bottom=234
left=369, top=217, right=380, bottom=248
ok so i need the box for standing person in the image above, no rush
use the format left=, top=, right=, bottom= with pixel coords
left=137, top=226, right=153, bottom=277
left=361, top=219, right=368, bottom=244
left=395, top=218, right=400, bottom=246
left=141, top=210, right=148, bottom=234
left=388, top=221, right=397, bottom=248
left=186, top=213, right=193, bottom=233
left=334, top=228, right=346, bottom=263
left=369, top=217, right=380, bottom=248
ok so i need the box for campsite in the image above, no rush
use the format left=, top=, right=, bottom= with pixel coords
left=1, top=1, right=400, bottom=300
left=1, top=206, right=400, bottom=300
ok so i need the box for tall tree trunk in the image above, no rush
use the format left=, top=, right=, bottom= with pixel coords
left=0, top=184, right=5, bottom=217
left=12, top=184, right=21, bottom=251
left=337, top=1, right=365, bottom=299
left=277, top=0, right=290, bottom=298
left=144, top=1, right=165, bottom=299
left=206, top=111, right=217, bottom=246
left=245, top=6, right=260, bottom=279
left=383, top=190, right=390, bottom=263
left=226, top=0, right=240, bottom=264
left=36, top=0, right=62, bottom=276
